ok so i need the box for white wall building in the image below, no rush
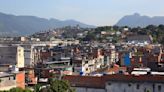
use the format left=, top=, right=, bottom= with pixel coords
left=73, top=55, right=104, bottom=75
left=21, top=44, right=40, bottom=67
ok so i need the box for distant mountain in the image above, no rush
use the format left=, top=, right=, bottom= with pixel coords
left=116, top=13, right=164, bottom=27
left=0, top=12, right=95, bottom=36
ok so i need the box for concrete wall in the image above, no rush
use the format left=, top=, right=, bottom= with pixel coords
left=22, top=45, right=41, bottom=67
left=0, top=76, right=17, bottom=91
left=0, top=46, right=17, bottom=65
left=17, top=47, right=24, bottom=68
left=16, top=72, right=25, bottom=89
left=22, top=45, right=34, bottom=67
left=75, top=87, right=105, bottom=92
left=73, top=55, right=105, bottom=75
left=0, top=46, right=24, bottom=68
left=110, top=50, right=116, bottom=64
left=106, top=82, right=164, bottom=92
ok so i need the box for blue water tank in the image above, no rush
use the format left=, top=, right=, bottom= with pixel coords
left=124, top=53, right=130, bottom=66
left=80, top=71, right=83, bottom=76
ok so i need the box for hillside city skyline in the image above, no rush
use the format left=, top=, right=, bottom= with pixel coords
left=0, top=1, right=164, bottom=92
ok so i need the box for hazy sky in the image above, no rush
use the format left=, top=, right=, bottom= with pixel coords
left=0, top=0, right=164, bottom=26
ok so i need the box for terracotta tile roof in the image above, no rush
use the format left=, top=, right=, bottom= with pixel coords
left=105, top=65, right=127, bottom=73
left=127, top=35, right=152, bottom=42
left=63, top=74, right=164, bottom=89
left=103, top=75, right=164, bottom=83
left=63, top=75, right=105, bottom=88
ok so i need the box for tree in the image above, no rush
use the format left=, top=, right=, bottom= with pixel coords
left=83, top=32, right=96, bottom=41
left=0, top=87, right=32, bottom=92
left=34, top=84, right=41, bottom=92
left=40, top=80, right=75, bottom=92
left=158, top=24, right=164, bottom=30
left=146, top=25, right=157, bottom=31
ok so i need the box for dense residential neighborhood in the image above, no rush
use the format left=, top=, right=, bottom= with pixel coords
left=0, top=25, right=163, bottom=92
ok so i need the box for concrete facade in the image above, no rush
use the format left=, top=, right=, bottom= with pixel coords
left=0, top=72, right=25, bottom=91
left=21, top=45, right=40, bottom=67
left=0, top=46, right=24, bottom=68
left=0, top=74, right=16, bottom=91
left=106, top=82, right=164, bottom=92
left=75, top=87, right=105, bottom=92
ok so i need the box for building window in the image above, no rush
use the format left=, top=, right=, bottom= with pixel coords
left=158, top=85, right=161, bottom=92
left=85, top=61, right=88, bottom=64
left=128, top=83, right=131, bottom=87
left=13, top=76, right=16, bottom=80
left=137, top=84, right=140, bottom=89
left=124, top=89, right=126, bottom=92
left=108, top=82, right=111, bottom=86
left=86, top=68, right=88, bottom=71
left=144, top=88, right=146, bottom=92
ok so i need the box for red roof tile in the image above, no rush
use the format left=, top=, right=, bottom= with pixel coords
left=63, top=74, right=164, bottom=89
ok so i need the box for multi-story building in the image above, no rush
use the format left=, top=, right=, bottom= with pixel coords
left=21, top=44, right=41, bottom=67
left=0, top=46, right=24, bottom=68
left=72, top=48, right=104, bottom=75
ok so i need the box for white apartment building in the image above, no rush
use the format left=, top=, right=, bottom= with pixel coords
left=21, top=44, right=40, bottom=67
left=73, top=54, right=104, bottom=75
